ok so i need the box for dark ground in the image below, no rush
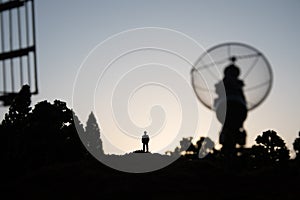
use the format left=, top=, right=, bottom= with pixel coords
left=2, top=157, right=300, bottom=200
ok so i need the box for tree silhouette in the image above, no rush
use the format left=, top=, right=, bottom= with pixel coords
left=0, top=85, right=32, bottom=175
left=1, top=85, right=299, bottom=188
left=165, top=137, right=194, bottom=157
left=180, top=137, right=194, bottom=152
left=165, top=146, right=181, bottom=157
left=249, top=130, right=289, bottom=168
left=165, top=137, right=215, bottom=160
left=85, top=112, right=104, bottom=155
left=25, top=100, right=87, bottom=165
left=197, top=137, right=215, bottom=159
left=293, top=131, right=300, bottom=160
left=2, top=85, right=31, bottom=128
left=0, top=97, right=88, bottom=179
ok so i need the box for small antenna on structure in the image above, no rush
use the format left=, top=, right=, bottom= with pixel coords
left=230, top=56, right=237, bottom=63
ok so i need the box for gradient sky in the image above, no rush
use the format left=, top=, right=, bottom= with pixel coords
left=1, top=0, right=300, bottom=155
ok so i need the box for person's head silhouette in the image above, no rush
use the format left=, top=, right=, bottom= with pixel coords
left=224, top=64, right=240, bottom=79
left=144, top=131, right=147, bottom=135
left=223, top=56, right=240, bottom=79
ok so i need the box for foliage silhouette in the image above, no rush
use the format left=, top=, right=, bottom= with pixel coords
left=2, top=85, right=31, bottom=128
left=85, top=112, right=104, bottom=155
left=249, top=130, right=289, bottom=169
left=293, top=131, right=300, bottom=160
left=166, top=136, right=215, bottom=160
left=2, top=86, right=300, bottom=199
left=0, top=85, right=32, bottom=177
left=197, top=137, right=215, bottom=159
left=165, top=137, right=193, bottom=157
left=25, top=100, right=87, bottom=165
left=0, top=87, right=89, bottom=179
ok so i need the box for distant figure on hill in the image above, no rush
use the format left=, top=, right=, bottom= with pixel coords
left=142, top=131, right=150, bottom=152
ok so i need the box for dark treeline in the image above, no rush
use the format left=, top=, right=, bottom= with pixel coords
left=167, top=130, right=300, bottom=171
left=1, top=85, right=300, bottom=196
left=0, top=85, right=104, bottom=181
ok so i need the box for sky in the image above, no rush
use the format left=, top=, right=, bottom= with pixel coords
left=1, top=0, right=300, bottom=156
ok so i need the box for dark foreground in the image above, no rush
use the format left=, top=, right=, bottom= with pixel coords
left=2, top=157, right=300, bottom=200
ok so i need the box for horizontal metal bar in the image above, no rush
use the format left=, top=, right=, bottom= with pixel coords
left=0, top=0, right=25, bottom=12
left=0, top=45, right=35, bottom=61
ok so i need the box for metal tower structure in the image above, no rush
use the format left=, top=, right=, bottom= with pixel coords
left=0, top=0, right=38, bottom=106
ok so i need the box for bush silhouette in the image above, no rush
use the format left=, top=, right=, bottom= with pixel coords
left=293, top=131, right=300, bottom=160
left=0, top=91, right=88, bottom=178
left=25, top=100, right=87, bottom=165
left=2, top=85, right=31, bottom=128
left=2, top=85, right=300, bottom=190
left=0, top=85, right=32, bottom=176
left=165, top=137, right=195, bottom=158
left=249, top=130, right=289, bottom=168
left=197, top=137, right=215, bottom=159
left=166, top=137, right=215, bottom=160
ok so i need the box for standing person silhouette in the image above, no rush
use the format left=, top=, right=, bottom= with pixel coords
left=142, top=131, right=150, bottom=152
left=214, top=57, right=248, bottom=162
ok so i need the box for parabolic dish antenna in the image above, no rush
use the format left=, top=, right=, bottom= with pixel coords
left=191, top=42, right=273, bottom=111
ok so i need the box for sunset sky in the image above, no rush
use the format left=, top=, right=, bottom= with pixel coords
left=1, top=0, right=300, bottom=156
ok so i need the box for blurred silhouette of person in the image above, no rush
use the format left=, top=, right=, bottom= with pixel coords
left=214, top=57, right=247, bottom=162
left=142, top=131, right=150, bottom=152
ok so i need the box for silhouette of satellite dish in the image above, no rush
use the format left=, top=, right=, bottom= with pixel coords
left=191, top=42, right=273, bottom=111
left=0, top=0, right=38, bottom=106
